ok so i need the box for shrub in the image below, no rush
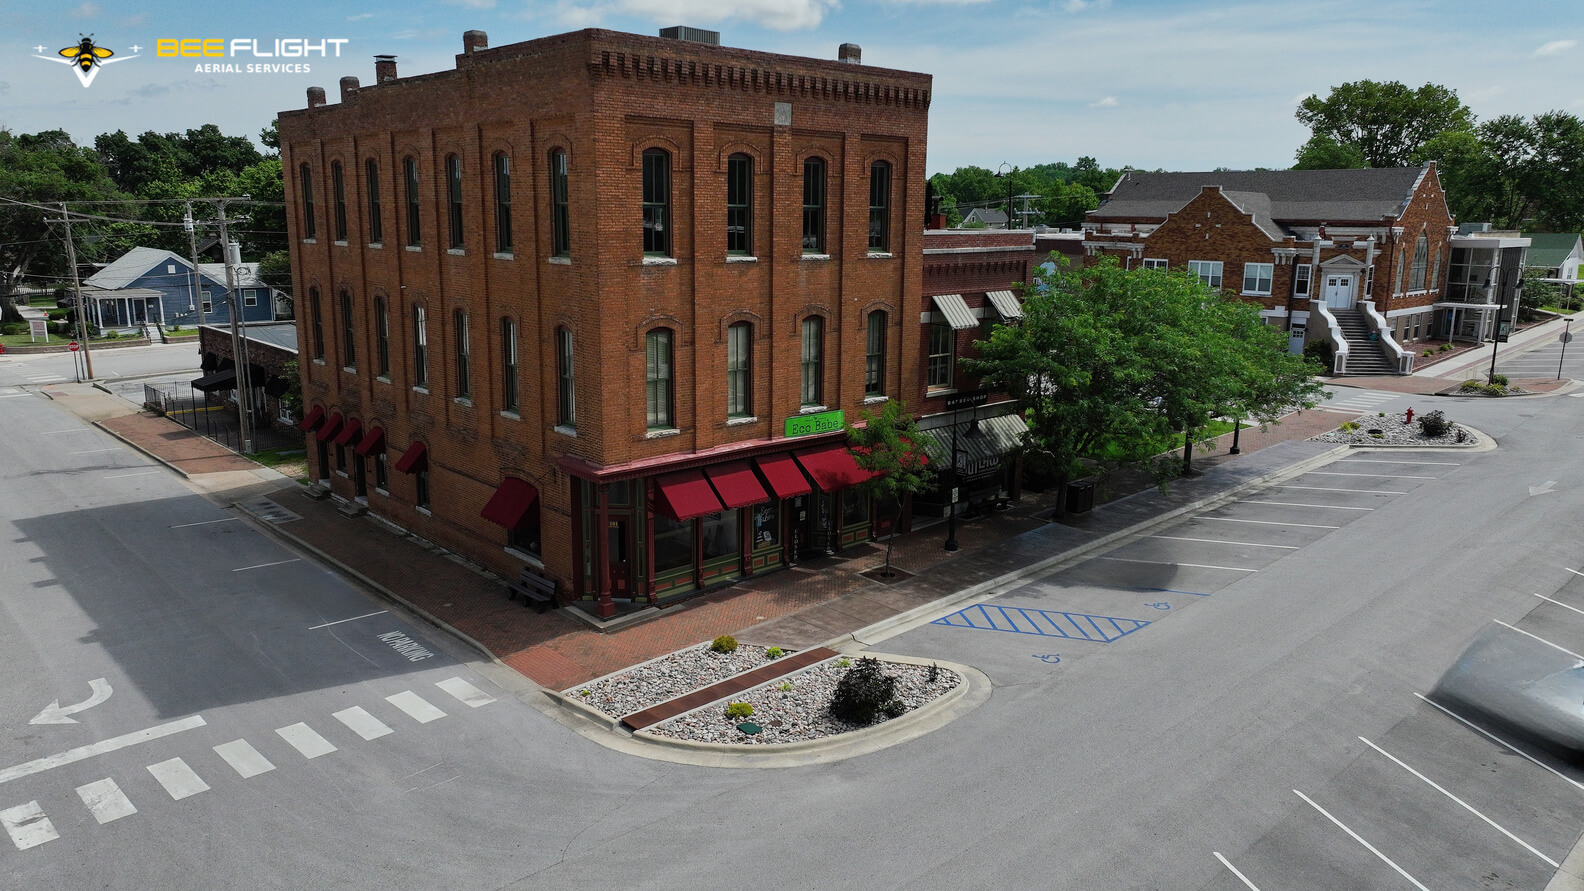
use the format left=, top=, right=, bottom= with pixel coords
left=1421, top=348, right=1435, bottom=357
left=0, top=322, right=24, bottom=336
left=1303, top=339, right=1335, bottom=370
left=777, top=682, right=793, bottom=692
left=765, top=646, right=784, bottom=660
left=928, top=662, right=941, bottom=683
left=1338, top=421, right=1360, bottom=433
left=1483, top=383, right=1506, bottom=396
left=1377, top=411, right=1385, bottom=417
left=103, top=330, right=120, bottom=339
left=1419, top=410, right=1451, bottom=437
left=725, top=702, right=754, bottom=720
left=1488, top=373, right=1509, bottom=387
left=829, top=657, right=901, bottom=725
left=709, top=634, right=738, bottom=654
left=1439, top=343, right=1453, bottom=352
left=1459, top=380, right=1483, bottom=393
left=835, top=657, right=852, bottom=668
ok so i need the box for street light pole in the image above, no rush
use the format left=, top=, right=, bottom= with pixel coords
left=944, top=407, right=961, bottom=551
left=1560, top=318, right=1573, bottom=381
left=213, top=200, right=253, bottom=454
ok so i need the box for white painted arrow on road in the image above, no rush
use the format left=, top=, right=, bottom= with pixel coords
left=29, top=679, right=112, bottom=725
left=1530, top=480, right=1559, bottom=497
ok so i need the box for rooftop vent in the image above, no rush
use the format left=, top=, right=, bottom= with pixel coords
left=659, top=26, right=720, bottom=45
left=374, top=54, right=397, bottom=83
left=839, top=43, right=861, bottom=63
left=306, top=86, right=327, bottom=108
left=463, top=30, right=488, bottom=54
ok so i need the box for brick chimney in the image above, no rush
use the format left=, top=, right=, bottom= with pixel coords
left=374, top=55, right=397, bottom=83
left=463, top=30, right=488, bottom=54
left=339, top=76, right=359, bottom=102
left=838, top=43, right=861, bottom=63
left=306, top=86, right=327, bottom=108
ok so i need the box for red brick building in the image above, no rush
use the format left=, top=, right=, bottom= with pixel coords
left=1081, top=166, right=1457, bottom=374
left=277, top=28, right=933, bottom=617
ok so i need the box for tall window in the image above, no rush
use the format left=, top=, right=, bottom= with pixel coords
left=331, top=161, right=347, bottom=242
left=1429, top=245, right=1443, bottom=290
left=556, top=327, right=575, bottom=427
left=645, top=328, right=674, bottom=429
left=1188, top=260, right=1223, bottom=289
left=412, top=305, right=428, bottom=388
left=1409, top=233, right=1429, bottom=291
left=374, top=295, right=390, bottom=377
left=927, top=322, right=955, bottom=389
left=501, top=317, right=518, bottom=413
left=493, top=153, right=512, bottom=254
left=446, top=155, right=464, bottom=250
left=339, top=291, right=356, bottom=369
left=1242, top=262, right=1273, bottom=295
left=403, top=156, right=421, bottom=247
left=1294, top=264, right=1312, bottom=297
left=865, top=311, right=886, bottom=396
left=642, top=148, right=671, bottom=256
left=868, top=161, right=891, bottom=252
left=549, top=150, right=570, bottom=257
left=309, top=288, right=324, bottom=360
left=726, top=154, right=752, bottom=255
left=727, top=322, right=752, bottom=417
left=800, top=316, right=824, bottom=406
left=453, top=310, right=470, bottom=398
left=1394, top=248, right=1407, bottom=293
left=416, top=467, right=430, bottom=509
left=299, top=163, right=316, bottom=239
left=802, top=157, right=827, bottom=253
left=365, top=158, right=383, bottom=244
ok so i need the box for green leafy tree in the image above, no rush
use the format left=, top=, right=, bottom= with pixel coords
left=0, top=129, right=119, bottom=323
left=1292, top=135, right=1367, bottom=170
left=1420, top=111, right=1584, bottom=230
left=845, top=399, right=935, bottom=577
left=1296, top=80, right=1474, bottom=169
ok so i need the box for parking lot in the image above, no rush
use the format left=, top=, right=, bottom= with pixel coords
left=880, top=448, right=1584, bottom=889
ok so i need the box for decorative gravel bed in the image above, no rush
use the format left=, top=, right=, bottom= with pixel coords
left=644, top=658, right=962, bottom=746
left=1310, top=410, right=1468, bottom=446
left=566, top=643, right=786, bottom=719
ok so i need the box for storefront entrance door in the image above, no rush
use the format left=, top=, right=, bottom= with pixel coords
left=607, top=518, right=632, bottom=599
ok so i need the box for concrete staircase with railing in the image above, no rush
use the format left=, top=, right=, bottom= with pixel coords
left=1331, top=308, right=1398, bottom=375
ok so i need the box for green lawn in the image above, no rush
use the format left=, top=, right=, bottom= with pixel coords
left=0, top=331, right=143, bottom=348
left=249, top=447, right=311, bottom=483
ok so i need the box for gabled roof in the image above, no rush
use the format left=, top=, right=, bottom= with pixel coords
left=197, top=262, right=268, bottom=289
left=1091, top=167, right=1428, bottom=224
left=1523, top=232, right=1584, bottom=268
left=963, top=207, right=1009, bottom=225
left=83, top=247, right=194, bottom=291
left=1218, top=190, right=1285, bottom=240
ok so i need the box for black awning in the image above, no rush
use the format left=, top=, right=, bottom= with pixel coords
left=263, top=375, right=289, bottom=398
left=191, top=369, right=237, bottom=392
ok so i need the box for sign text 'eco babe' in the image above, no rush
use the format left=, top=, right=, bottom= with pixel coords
left=785, top=409, right=844, bottom=438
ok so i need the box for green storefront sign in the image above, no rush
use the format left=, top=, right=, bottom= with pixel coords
left=784, top=409, right=844, bottom=438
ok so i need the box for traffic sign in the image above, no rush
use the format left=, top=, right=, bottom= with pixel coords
left=68, top=341, right=80, bottom=352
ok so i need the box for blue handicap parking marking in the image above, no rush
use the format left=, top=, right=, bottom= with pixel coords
left=932, top=604, right=1151, bottom=642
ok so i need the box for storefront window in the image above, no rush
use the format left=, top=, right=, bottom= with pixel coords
left=752, top=501, right=780, bottom=549
left=842, top=489, right=870, bottom=526
left=701, top=509, right=740, bottom=561
left=652, top=514, right=694, bottom=575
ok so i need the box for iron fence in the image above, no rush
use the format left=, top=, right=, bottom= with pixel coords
left=143, top=382, right=296, bottom=455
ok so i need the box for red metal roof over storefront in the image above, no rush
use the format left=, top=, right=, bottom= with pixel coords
left=480, top=477, right=539, bottom=528
left=332, top=417, right=362, bottom=447
left=653, top=469, right=725, bottom=520
left=393, top=441, right=427, bottom=474
left=703, top=461, right=770, bottom=509
left=353, top=426, right=385, bottom=457
left=314, top=412, right=343, bottom=442
left=793, top=444, right=875, bottom=492
left=296, top=405, right=324, bottom=432
left=753, top=453, right=813, bottom=499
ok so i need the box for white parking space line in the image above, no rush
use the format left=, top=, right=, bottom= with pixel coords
left=1149, top=535, right=1300, bottom=550
left=1239, top=500, right=1374, bottom=511
left=103, top=470, right=160, bottom=480
left=1494, top=619, right=1584, bottom=661
left=1566, top=567, right=1584, bottom=580
left=75, top=778, right=138, bottom=825
left=232, top=559, right=301, bottom=573
left=386, top=691, right=447, bottom=723
left=1293, top=789, right=1428, bottom=890
left=308, top=610, right=389, bottom=630
left=1195, top=516, right=1341, bottom=529
left=1533, top=593, right=1584, bottom=617
left=1213, top=852, right=1262, bottom=890
left=1305, top=471, right=1436, bottom=480
left=1414, top=694, right=1584, bottom=793
left=213, top=740, right=276, bottom=778
left=169, top=517, right=239, bottom=529
left=68, top=448, right=122, bottom=455
left=1359, top=737, right=1558, bottom=866
left=1277, top=484, right=1408, bottom=495
left=147, top=757, right=210, bottom=800
left=436, top=677, right=496, bottom=708
left=37, top=429, right=83, bottom=435
left=0, top=801, right=59, bottom=850
left=276, top=723, right=337, bottom=759
left=1340, top=459, right=1460, bottom=466
left=333, top=706, right=394, bottom=740
left=1095, top=556, right=1257, bottom=572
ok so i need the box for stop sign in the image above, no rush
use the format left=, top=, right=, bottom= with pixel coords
left=69, top=341, right=80, bottom=352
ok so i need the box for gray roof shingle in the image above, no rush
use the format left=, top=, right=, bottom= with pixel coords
left=1090, top=167, right=1427, bottom=224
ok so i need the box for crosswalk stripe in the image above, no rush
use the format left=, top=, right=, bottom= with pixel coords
left=76, top=778, right=138, bottom=824
left=436, top=677, right=496, bottom=708
left=0, top=801, right=58, bottom=849
left=333, top=706, right=394, bottom=740
left=276, top=722, right=337, bottom=759
left=214, top=739, right=276, bottom=778
left=386, top=691, right=447, bottom=723
left=147, top=757, right=210, bottom=800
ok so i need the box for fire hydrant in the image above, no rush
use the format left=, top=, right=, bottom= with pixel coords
left=1405, top=407, right=1414, bottom=424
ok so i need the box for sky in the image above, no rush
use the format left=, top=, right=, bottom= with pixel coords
left=4, top=0, right=1582, bottom=176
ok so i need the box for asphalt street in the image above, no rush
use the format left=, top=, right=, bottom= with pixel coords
left=0, top=341, right=199, bottom=391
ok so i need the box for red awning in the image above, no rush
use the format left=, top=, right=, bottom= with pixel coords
left=314, top=412, right=344, bottom=443
left=333, top=417, right=363, bottom=447
left=704, top=461, right=770, bottom=510
left=793, top=444, right=876, bottom=492
left=481, top=477, right=539, bottom=528
left=295, top=405, right=324, bottom=432
left=354, top=426, right=385, bottom=457
left=653, top=469, right=725, bottom=521
left=393, top=441, right=427, bottom=474
left=754, top=453, right=813, bottom=499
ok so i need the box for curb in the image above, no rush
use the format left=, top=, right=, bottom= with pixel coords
left=92, top=419, right=196, bottom=479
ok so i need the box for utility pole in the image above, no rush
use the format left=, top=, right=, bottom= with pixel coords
left=184, top=201, right=203, bottom=318
left=59, top=203, right=93, bottom=380
left=212, top=200, right=253, bottom=453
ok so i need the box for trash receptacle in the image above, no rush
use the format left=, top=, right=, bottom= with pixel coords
left=1065, top=479, right=1095, bottom=513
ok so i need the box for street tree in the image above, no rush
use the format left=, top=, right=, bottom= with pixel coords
left=1292, top=135, right=1367, bottom=170
left=1296, top=80, right=1474, bottom=169
left=845, top=399, right=935, bottom=577
left=0, top=129, right=118, bottom=323
left=1419, top=111, right=1584, bottom=231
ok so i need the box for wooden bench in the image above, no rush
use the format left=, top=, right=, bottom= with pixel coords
left=506, top=566, right=556, bottom=613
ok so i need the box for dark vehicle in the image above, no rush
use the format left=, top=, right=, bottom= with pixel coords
left=1433, top=622, right=1584, bottom=755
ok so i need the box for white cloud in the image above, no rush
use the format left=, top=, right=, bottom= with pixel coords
left=1535, top=39, right=1577, bottom=57
left=448, top=0, right=497, bottom=8
left=582, top=0, right=842, bottom=31
left=120, top=12, right=147, bottom=27
left=1090, top=95, right=1118, bottom=107
left=71, top=2, right=99, bottom=18
left=883, top=0, right=995, bottom=5
left=348, top=12, right=376, bottom=21
left=1065, top=0, right=1112, bottom=12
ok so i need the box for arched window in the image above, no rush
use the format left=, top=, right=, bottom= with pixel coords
left=642, top=148, right=671, bottom=256
left=446, top=154, right=464, bottom=250
left=330, top=160, right=347, bottom=241
left=645, top=327, right=674, bottom=429
left=493, top=152, right=512, bottom=254
left=556, top=327, right=575, bottom=427
left=299, top=163, right=316, bottom=239
left=411, top=304, right=428, bottom=388
left=365, top=158, right=383, bottom=244
left=453, top=309, right=470, bottom=398
left=339, top=290, right=356, bottom=370
left=726, top=321, right=752, bottom=417
left=501, top=317, right=518, bottom=413
left=865, top=311, right=887, bottom=396
left=374, top=295, right=390, bottom=377
left=403, top=156, right=421, bottom=247
left=726, top=153, right=753, bottom=255
left=309, top=287, right=324, bottom=360
left=1409, top=233, right=1429, bottom=291
left=549, top=150, right=570, bottom=256
left=802, top=157, right=827, bottom=253
left=800, top=316, right=824, bottom=406
left=868, top=161, right=891, bottom=252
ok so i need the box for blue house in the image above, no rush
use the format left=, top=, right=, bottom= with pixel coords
left=80, top=246, right=285, bottom=331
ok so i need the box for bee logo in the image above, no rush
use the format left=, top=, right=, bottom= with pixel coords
left=34, top=34, right=139, bottom=88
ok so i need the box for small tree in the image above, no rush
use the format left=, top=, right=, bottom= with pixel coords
left=845, top=399, right=935, bottom=578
